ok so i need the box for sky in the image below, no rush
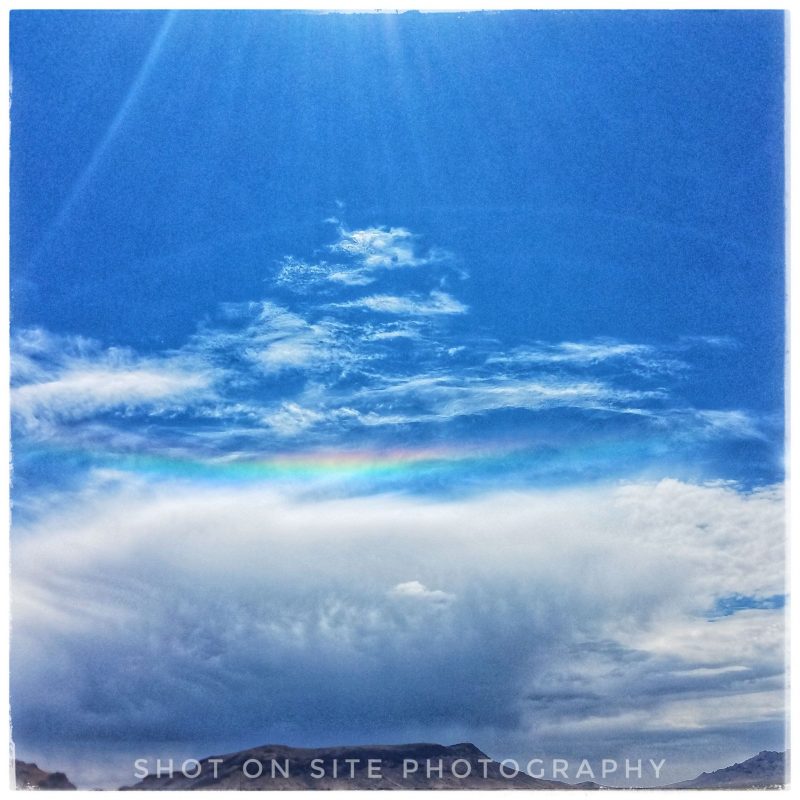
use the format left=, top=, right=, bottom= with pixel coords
left=9, top=9, right=786, bottom=790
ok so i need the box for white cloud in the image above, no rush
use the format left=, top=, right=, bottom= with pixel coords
left=693, top=409, right=766, bottom=440
left=251, top=337, right=323, bottom=371
left=362, top=322, right=423, bottom=341
left=355, top=373, right=660, bottom=421
left=327, top=268, right=376, bottom=286
left=190, top=301, right=359, bottom=375
left=333, top=290, right=468, bottom=316
left=260, top=403, right=362, bottom=437
left=274, top=257, right=348, bottom=289
left=11, top=476, right=784, bottom=784
left=434, top=378, right=653, bottom=417
left=260, top=402, right=327, bottom=436
left=274, top=225, right=451, bottom=291
left=491, top=341, right=651, bottom=365
left=12, top=367, right=210, bottom=427
left=389, top=580, right=456, bottom=604
left=680, top=335, right=739, bottom=349
left=11, top=313, right=771, bottom=460
left=10, top=329, right=214, bottom=431
left=330, top=225, right=449, bottom=270
left=488, top=339, right=686, bottom=375
left=7, top=227, right=774, bottom=462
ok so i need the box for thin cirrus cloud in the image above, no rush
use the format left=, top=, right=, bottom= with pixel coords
left=260, top=402, right=361, bottom=437
left=9, top=223, right=770, bottom=477
left=329, top=224, right=451, bottom=269
left=186, top=301, right=362, bottom=375
left=331, top=289, right=468, bottom=316
left=274, top=224, right=454, bottom=290
left=353, top=373, right=662, bottom=420
left=10, top=328, right=214, bottom=433
left=10, top=314, right=761, bottom=463
left=11, top=368, right=210, bottom=429
left=10, top=319, right=763, bottom=459
left=487, top=340, right=688, bottom=375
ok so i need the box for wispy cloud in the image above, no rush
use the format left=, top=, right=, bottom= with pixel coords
left=489, top=340, right=653, bottom=365
left=188, top=301, right=362, bottom=375
left=11, top=329, right=214, bottom=432
left=353, top=373, right=661, bottom=422
left=693, top=410, right=768, bottom=441
left=332, top=290, right=468, bottom=316
left=274, top=257, right=358, bottom=290
left=274, top=224, right=453, bottom=291
left=12, top=368, right=210, bottom=428
left=330, top=224, right=450, bottom=270
left=361, top=321, right=424, bottom=341
left=10, top=224, right=771, bottom=485
left=488, top=339, right=686, bottom=374
left=260, top=402, right=363, bottom=437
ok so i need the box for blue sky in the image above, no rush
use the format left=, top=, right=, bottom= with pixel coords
left=9, top=10, right=786, bottom=789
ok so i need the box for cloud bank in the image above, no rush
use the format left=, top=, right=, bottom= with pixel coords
left=11, top=476, right=784, bottom=788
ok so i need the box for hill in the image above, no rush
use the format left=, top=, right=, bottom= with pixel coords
left=121, top=742, right=587, bottom=790
left=666, top=750, right=786, bottom=789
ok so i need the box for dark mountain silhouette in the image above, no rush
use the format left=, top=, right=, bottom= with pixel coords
left=121, top=742, right=591, bottom=790
left=666, top=750, right=786, bottom=789
left=15, top=760, right=76, bottom=790
left=14, top=745, right=786, bottom=790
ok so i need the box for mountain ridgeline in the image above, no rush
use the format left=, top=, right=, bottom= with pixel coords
left=665, top=750, right=786, bottom=790
left=121, top=743, right=587, bottom=790
left=14, top=760, right=76, bottom=790
left=15, top=745, right=787, bottom=790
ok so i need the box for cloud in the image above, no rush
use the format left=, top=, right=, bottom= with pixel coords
left=10, top=477, right=784, bottom=787
left=354, top=373, right=661, bottom=421
left=11, top=317, right=772, bottom=490
left=188, top=301, right=360, bottom=375
left=693, top=409, right=767, bottom=441
left=274, top=257, right=350, bottom=289
left=389, top=580, right=456, bottom=604
left=274, top=225, right=452, bottom=291
left=330, top=225, right=450, bottom=270
left=332, top=290, right=468, bottom=316
left=12, top=368, right=210, bottom=426
left=9, top=224, right=778, bottom=491
left=490, top=340, right=655, bottom=365
left=488, top=339, right=686, bottom=375
left=260, top=402, right=327, bottom=436
left=260, top=402, right=362, bottom=437
left=10, top=329, right=214, bottom=432
left=11, top=302, right=772, bottom=487
left=362, top=322, right=424, bottom=341
left=680, top=335, right=739, bottom=349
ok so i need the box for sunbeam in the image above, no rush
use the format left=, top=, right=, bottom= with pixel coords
left=25, top=10, right=177, bottom=271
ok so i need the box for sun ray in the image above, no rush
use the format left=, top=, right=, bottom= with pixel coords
left=25, top=11, right=178, bottom=270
